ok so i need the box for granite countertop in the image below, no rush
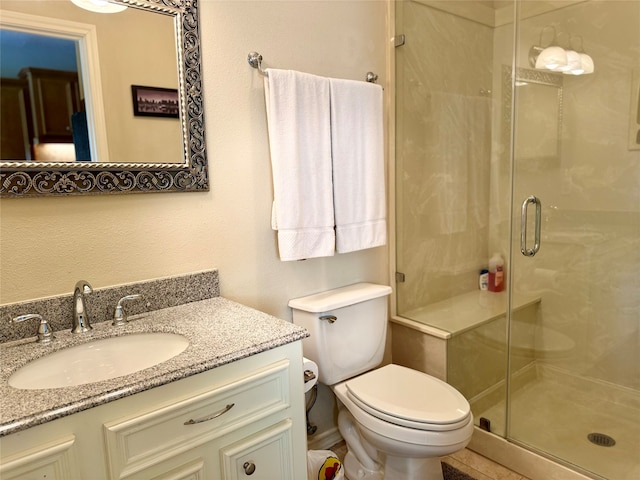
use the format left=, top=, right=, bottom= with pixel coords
left=0, top=297, right=308, bottom=437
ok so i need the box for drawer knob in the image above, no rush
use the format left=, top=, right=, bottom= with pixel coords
left=183, top=403, right=235, bottom=425
left=243, top=461, right=256, bottom=475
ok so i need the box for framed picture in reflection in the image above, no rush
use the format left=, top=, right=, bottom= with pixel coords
left=131, top=85, right=179, bottom=118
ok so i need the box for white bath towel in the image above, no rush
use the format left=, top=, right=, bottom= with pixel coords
left=264, top=68, right=335, bottom=261
left=329, top=78, right=386, bottom=253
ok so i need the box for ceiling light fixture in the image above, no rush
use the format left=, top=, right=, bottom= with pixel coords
left=70, top=0, right=127, bottom=14
left=529, top=26, right=594, bottom=76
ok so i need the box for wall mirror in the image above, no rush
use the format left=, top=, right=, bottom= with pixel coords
left=0, top=0, right=207, bottom=197
left=503, top=65, right=563, bottom=170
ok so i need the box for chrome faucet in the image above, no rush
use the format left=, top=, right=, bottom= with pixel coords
left=72, top=280, right=93, bottom=333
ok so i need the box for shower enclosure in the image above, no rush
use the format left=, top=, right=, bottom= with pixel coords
left=393, top=1, right=639, bottom=478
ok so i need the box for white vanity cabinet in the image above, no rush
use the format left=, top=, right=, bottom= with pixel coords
left=0, top=342, right=307, bottom=480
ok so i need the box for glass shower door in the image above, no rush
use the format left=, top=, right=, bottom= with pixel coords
left=508, top=2, right=640, bottom=478
left=393, top=0, right=513, bottom=437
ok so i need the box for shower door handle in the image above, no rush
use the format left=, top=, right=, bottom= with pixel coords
left=520, top=195, right=541, bottom=257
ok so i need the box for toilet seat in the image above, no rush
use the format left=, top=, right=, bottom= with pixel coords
left=333, top=379, right=474, bottom=447
left=345, top=364, right=471, bottom=432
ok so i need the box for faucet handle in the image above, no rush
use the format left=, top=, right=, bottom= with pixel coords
left=12, top=314, right=54, bottom=344
left=113, top=294, right=142, bottom=326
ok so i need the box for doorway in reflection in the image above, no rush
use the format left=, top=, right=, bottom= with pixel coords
left=0, top=29, right=87, bottom=162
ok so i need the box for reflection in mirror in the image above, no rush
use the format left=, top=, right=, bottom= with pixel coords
left=1, top=4, right=181, bottom=164
left=0, top=0, right=207, bottom=196
left=502, top=66, right=563, bottom=169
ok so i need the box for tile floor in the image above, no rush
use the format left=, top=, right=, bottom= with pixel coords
left=444, top=449, right=531, bottom=480
left=329, top=441, right=530, bottom=480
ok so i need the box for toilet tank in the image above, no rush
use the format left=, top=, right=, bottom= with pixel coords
left=288, top=283, right=392, bottom=385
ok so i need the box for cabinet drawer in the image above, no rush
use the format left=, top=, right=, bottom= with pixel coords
left=104, top=360, right=290, bottom=479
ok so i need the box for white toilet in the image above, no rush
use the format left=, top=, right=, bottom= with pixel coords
left=289, top=283, right=473, bottom=480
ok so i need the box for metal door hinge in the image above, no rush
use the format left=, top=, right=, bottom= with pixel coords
left=394, top=34, right=406, bottom=48
left=395, top=272, right=406, bottom=283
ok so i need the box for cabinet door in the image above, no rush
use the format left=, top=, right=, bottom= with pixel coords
left=0, top=435, right=80, bottom=480
left=0, top=78, right=32, bottom=160
left=20, top=68, right=81, bottom=144
left=220, top=420, right=294, bottom=480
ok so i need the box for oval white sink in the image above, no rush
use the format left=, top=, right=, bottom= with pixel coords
left=9, top=333, right=189, bottom=390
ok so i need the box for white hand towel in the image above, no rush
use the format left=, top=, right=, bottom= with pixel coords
left=264, top=68, right=335, bottom=261
left=329, top=78, right=386, bottom=253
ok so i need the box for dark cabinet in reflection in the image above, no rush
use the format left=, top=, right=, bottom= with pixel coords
left=0, top=78, right=32, bottom=160
left=19, top=67, right=81, bottom=144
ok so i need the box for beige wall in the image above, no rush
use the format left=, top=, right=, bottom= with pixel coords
left=100, top=6, right=182, bottom=164
left=0, top=0, right=390, bottom=438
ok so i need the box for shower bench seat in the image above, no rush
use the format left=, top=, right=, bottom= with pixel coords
left=393, top=290, right=541, bottom=339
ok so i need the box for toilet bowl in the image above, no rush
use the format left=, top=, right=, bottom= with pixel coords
left=333, top=364, right=473, bottom=480
left=289, top=283, right=473, bottom=480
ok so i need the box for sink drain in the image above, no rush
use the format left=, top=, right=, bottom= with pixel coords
left=587, top=433, right=616, bottom=447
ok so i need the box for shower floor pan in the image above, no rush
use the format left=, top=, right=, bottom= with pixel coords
left=474, top=364, right=640, bottom=479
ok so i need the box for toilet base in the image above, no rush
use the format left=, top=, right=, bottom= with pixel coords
left=384, top=454, right=444, bottom=480
left=344, top=450, right=383, bottom=480
left=336, top=397, right=470, bottom=480
left=343, top=449, right=444, bottom=480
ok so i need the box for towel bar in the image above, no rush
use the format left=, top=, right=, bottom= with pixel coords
left=247, top=51, right=378, bottom=84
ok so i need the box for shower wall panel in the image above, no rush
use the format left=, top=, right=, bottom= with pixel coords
left=396, top=1, right=494, bottom=316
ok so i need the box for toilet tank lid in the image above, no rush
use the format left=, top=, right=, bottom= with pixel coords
left=288, top=283, right=392, bottom=313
